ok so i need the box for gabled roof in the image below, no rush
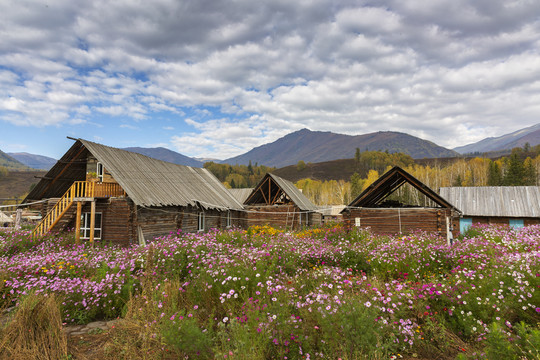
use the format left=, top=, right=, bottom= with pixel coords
left=440, top=186, right=540, bottom=218
left=244, top=173, right=318, bottom=211
left=25, top=139, right=243, bottom=210
left=346, top=166, right=458, bottom=210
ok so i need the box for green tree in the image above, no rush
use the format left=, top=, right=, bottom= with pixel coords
left=296, top=160, right=306, bottom=171
left=503, top=153, right=525, bottom=185
left=487, top=162, right=503, bottom=186
left=523, top=157, right=537, bottom=185
left=350, top=172, right=363, bottom=199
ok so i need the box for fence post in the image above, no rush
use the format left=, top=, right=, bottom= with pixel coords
left=15, top=208, right=22, bottom=229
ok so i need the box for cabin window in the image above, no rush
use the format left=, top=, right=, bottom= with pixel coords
left=460, top=218, right=472, bottom=234
left=96, top=162, right=104, bottom=182
left=81, top=212, right=102, bottom=240
left=509, top=219, right=524, bottom=229
left=226, top=210, right=232, bottom=228
left=299, top=212, right=307, bottom=226
left=198, top=212, right=205, bottom=232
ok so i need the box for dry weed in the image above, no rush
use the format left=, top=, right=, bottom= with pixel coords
left=0, top=293, right=68, bottom=360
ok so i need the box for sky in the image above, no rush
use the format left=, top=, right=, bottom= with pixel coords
left=2, top=0, right=540, bottom=160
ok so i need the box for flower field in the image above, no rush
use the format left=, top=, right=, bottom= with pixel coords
left=1, top=224, right=539, bottom=359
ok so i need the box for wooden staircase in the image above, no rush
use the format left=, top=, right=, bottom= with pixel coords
left=32, top=181, right=125, bottom=238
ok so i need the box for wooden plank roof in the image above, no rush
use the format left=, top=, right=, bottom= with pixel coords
left=25, top=139, right=243, bottom=210
left=244, top=173, right=318, bottom=211
left=440, top=186, right=540, bottom=218
left=228, top=188, right=254, bottom=204
left=347, top=166, right=458, bottom=210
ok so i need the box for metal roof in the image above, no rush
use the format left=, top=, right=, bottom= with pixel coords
left=25, top=139, right=243, bottom=210
left=318, top=205, right=346, bottom=216
left=439, top=186, right=540, bottom=218
left=244, top=173, right=318, bottom=211
left=228, top=188, right=253, bottom=204
left=347, top=166, right=458, bottom=210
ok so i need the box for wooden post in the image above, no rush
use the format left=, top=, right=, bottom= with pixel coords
left=89, top=200, right=95, bottom=246
left=398, top=208, right=402, bottom=234
left=15, top=208, right=22, bottom=229
left=75, top=201, right=82, bottom=245
left=446, top=216, right=453, bottom=246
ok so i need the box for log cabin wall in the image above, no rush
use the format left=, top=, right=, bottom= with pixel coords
left=245, top=205, right=313, bottom=230
left=42, top=198, right=60, bottom=219
left=218, top=210, right=246, bottom=229
left=136, top=206, right=184, bottom=240
left=343, top=208, right=454, bottom=237
left=309, top=212, right=323, bottom=227
left=75, top=198, right=133, bottom=246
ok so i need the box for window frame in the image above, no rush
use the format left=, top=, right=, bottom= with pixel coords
left=80, top=212, right=102, bottom=240
left=96, top=162, right=104, bottom=183
left=509, top=219, right=524, bottom=229
left=226, top=210, right=232, bottom=228
left=197, top=211, right=205, bottom=232
left=459, top=217, right=472, bottom=234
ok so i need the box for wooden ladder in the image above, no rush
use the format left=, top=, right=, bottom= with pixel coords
left=285, top=208, right=295, bottom=230
left=32, top=181, right=94, bottom=238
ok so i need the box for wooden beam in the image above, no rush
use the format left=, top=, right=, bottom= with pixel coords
left=245, top=175, right=269, bottom=204
left=36, top=143, right=86, bottom=199
left=89, top=200, right=95, bottom=245
left=75, top=201, right=82, bottom=245
left=256, top=177, right=269, bottom=204
left=270, top=179, right=283, bottom=204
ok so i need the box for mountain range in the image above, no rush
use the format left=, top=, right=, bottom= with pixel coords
left=122, top=147, right=203, bottom=167
left=453, top=123, right=540, bottom=154
left=8, top=152, right=57, bottom=170
left=222, top=129, right=458, bottom=167
left=1, top=150, right=33, bottom=171
left=6, top=123, right=540, bottom=171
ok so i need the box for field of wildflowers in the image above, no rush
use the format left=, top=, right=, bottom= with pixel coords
left=0, top=223, right=539, bottom=359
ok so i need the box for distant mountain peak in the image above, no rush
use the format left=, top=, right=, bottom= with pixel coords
left=454, top=122, right=540, bottom=154
left=122, top=146, right=203, bottom=167
left=5, top=151, right=51, bottom=170
left=221, top=129, right=457, bottom=167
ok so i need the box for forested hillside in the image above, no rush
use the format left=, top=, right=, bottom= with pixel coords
left=203, top=161, right=275, bottom=188
left=294, top=145, right=540, bottom=206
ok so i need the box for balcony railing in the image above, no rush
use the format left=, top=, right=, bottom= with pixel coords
left=32, top=181, right=125, bottom=238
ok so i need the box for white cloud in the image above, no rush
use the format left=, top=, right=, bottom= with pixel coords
left=1, top=0, right=540, bottom=156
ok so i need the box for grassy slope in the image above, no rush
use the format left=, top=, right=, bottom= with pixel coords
left=0, top=170, right=46, bottom=201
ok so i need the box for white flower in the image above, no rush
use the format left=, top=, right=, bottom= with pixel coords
left=223, top=317, right=229, bottom=323
left=364, top=301, right=372, bottom=308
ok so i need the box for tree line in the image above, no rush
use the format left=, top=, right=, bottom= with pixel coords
left=294, top=145, right=540, bottom=206
left=203, top=161, right=275, bottom=188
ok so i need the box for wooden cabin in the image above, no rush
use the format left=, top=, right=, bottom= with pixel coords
left=24, top=139, right=244, bottom=246
left=440, top=186, right=540, bottom=233
left=243, top=173, right=321, bottom=230
left=319, top=205, right=346, bottom=225
left=342, top=166, right=460, bottom=237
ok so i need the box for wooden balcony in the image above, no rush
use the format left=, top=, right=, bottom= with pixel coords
left=32, top=181, right=126, bottom=239
left=80, top=181, right=126, bottom=199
